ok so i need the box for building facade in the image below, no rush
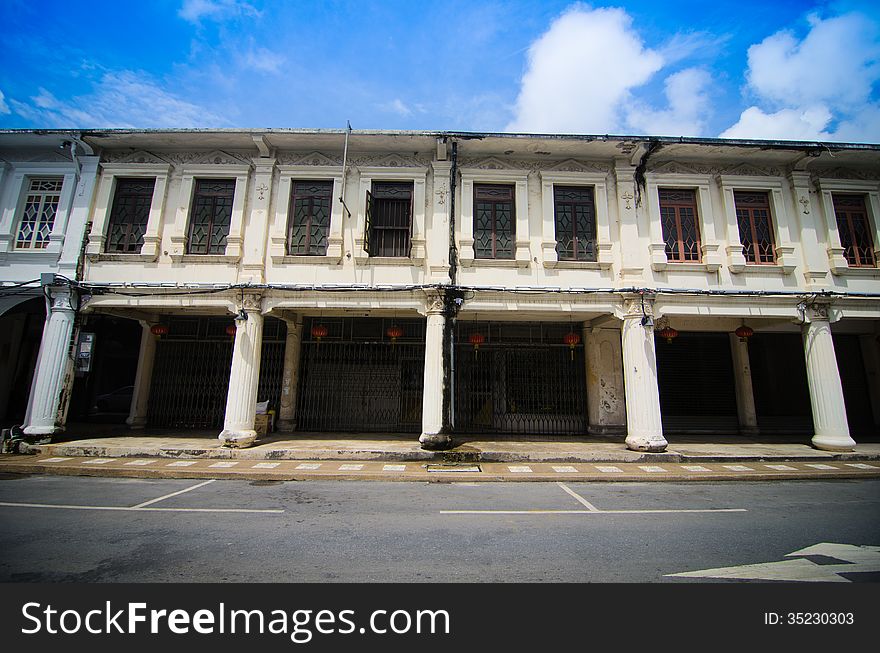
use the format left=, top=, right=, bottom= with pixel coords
left=8, top=129, right=880, bottom=453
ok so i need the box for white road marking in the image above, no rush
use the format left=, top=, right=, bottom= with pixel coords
left=595, top=466, right=622, bottom=473
left=0, top=501, right=282, bottom=514
left=166, top=461, right=197, bottom=467
left=82, top=459, right=113, bottom=465
left=124, top=460, right=157, bottom=466
left=252, top=462, right=279, bottom=469
left=765, top=464, right=797, bottom=471
left=442, top=508, right=747, bottom=515
left=209, top=462, right=239, bottom=468
left=805, top=464, right=838, bottom=470
left=667, top=543, right=880, bottom=582
left=681, top=465, right=710, bottom=472
left=557, top=482, right=599, bottom=512
left=508, top=466, right=533, bottom=473
left=296, top=463, right=322, bottom=470
left=639, top=466, right=667, bottom=473
left=552, top=466, right=578, bottom=473
left=338, top=464, right=364, bottom=471
left=42, top=457, right=73, bottom=463
left=383, top=464, right=406, bottom=472
left=723, top=465, right=753, bottom=472
left=131, top=479, right=216, bottom=508
left=845, top=463, right=878, bottom=469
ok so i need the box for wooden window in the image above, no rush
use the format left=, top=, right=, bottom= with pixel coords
left=734, top=190, right=776, bottom=264
left=187, top=178, right=235, bottom=255
left=288, top=180, right=332, bottom=255
left=659, top=188, right=701, bottom=262
left=554, top=185, right=596, bottom=261
left=474, top=184, right=514, bottom=259
left=106, top=178, right=156, bottom=253
left=15, top=177, right=63, bottom=250
left=364, top=181, right=413, bottom=257
left=833, top=194, right=876, bottom=267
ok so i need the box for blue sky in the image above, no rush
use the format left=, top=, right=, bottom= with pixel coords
left=1, top=0, right=879, bottom=142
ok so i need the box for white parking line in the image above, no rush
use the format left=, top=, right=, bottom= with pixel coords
left=0, top=501, right=283, bottom=514
left=209, top=462, right=239, bottom=468
left=508, top=466, right=533, bottom=473
left=124, top=460, right=157, bottom=466
left=42, top=457, right=73, bottom=463
left=383, top=464, right=407, bottom=472
left=765, top=464, right=797, bottom=471
left=806, top=464, right=838, bottom=470
left=338, top=464, right=364, bottom=471
left=639, top=466, right=667, bottom=473
left=296, top=463, right=322, bottom=470
left=595, top=466, right=622, bottom=473
left=442, top=508, right=748, bottom=515
left=131, top=480, right=216, bottom=508
left=166, top=461, right=197, bottom=467
left=82, top=459, right=113, bottom=465
left=845, top=463, right=878, bottom=469
left=552, top=466, right=578, bottom=473
left=557, top=482, right=599, bottom=512
left=252, top=463, right=279, bottom=469
left=723, top=465, right=753, bottom=472
left=681, top=465, right=711, bottom=472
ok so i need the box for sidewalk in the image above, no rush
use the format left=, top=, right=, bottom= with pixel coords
left=1, top=431, right=878, bottom=482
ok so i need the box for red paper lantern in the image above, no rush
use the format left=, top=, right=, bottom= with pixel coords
left=468, top=332, right=485, bottom=349
left=386, top=325, right=404, bottom=343
left=150, top=324, right=169, bottom=337
left=657, top=326, right=679, bottom=344
left=225, top=325, right=237, bottom=337
left=563, top=331, right=580, bottom=360
left=310, top=324, right=329, bottom=341
left=735, top=325, right=754, bottom=342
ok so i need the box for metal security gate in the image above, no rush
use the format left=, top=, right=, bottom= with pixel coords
left=748, top=333, right=812, bottom=434
left=655, top=332, right=739, bottom=433
left=297, top=317, right=425, bottom=432
left=455, top=322, right=587, bottom=435
left=148, top=316, right=286, bottom=429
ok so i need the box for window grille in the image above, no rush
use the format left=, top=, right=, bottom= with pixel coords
left=15, top=177, right=63, bottom=250
left=106, top=178, right=156, bottom=253
left=188, top=178, right=235, bottom=255
left=474, top=184, right=514, bottom=259
left=554, top=185, right=596, bottom=261
left=658, top=188, right=701, bottom=262
left=833, top=194, right=875, bottom=267
left=734, top=190, right=776, bottom=264
left=363, top=182, right=413, bottom=257
left=288, top=180, right=332, bottom=255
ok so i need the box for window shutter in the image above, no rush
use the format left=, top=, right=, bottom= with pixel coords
left=363, top=189, right=373, bottom=255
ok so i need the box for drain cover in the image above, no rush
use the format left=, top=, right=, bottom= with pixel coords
left=426, top=464, right=482, bottom=473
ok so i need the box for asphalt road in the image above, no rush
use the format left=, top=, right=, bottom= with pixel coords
left=1, top=473, right=878, bottom=583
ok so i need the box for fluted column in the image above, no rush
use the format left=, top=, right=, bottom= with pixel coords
left=619, top=295, right=667, bottom=452
left=23, top=286, right=77, bottom=438
left=276, top=314, right=303, bottom=432
left=803, top=304, right=855, bottom=451
left=419, top=292, right=451, bottom=449
left=729, top=333, right=759, bottom=435
left=126, top=320, right=158, bottom=429
left=219, top=294, right=264, bottom=448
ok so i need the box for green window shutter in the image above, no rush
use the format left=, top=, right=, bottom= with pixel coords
left=363, top=189, right=373, bottom=255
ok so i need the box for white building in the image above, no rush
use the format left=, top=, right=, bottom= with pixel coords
left=11, top=129, right=880, bottom=452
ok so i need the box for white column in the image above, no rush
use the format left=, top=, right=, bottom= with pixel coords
left=126, top=320, right=158, bottom=429
left=729, top=333, right=759, bottom=435
left=803, top=304, right=855, bottom=451
left=219, top=295, right=264, bottom=447
left=23, top=286, right=77, bottom=438
left=276, top=314, right=303, bottom=432
left=419, top=292, right=451, bottom=449
left=619, top=295, right=667, bottom=452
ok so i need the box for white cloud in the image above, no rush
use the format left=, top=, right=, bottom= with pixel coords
left=240, top=47, right=285, bottom=74
left=506, top=6, right=663, bottom=133
left=720, top=105, right=833, bottom=140
left=0, top=90, right=10, bottom=115
left=178, top=0, right=261, bottom=23
left=720, top=12, right=880, bottom=142
left=626, top=68, right=712, bottom=136
left=8, top=71, right=227, bottom=128
left=384, top=99, right=412, bottom=117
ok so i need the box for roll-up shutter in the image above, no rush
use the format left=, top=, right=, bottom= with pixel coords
left=748, top=333, right=812, bottom=434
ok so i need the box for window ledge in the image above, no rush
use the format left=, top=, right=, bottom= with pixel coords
left=730, top=263, right=789, bottom=274
left=657, top=262, right=712, bottom=272
left=87, top=253, right=158, bottom=263
left=354, top=256, right=423, bottom=266
left=830, top=265, right=880, bottom=277
left=546, top=260, right=604, bottom=270
left=272, top=254, right=343, bottom=265
left=170, top=254, right=241, bottom=264
left=463, top=258, right=525, bottom=269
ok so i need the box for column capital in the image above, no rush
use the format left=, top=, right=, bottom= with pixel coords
left=47, top=285, right=77, bottom=313
left=615, top=292, right=655, bottom=321
left=236, top=291, right=264, bottom=314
